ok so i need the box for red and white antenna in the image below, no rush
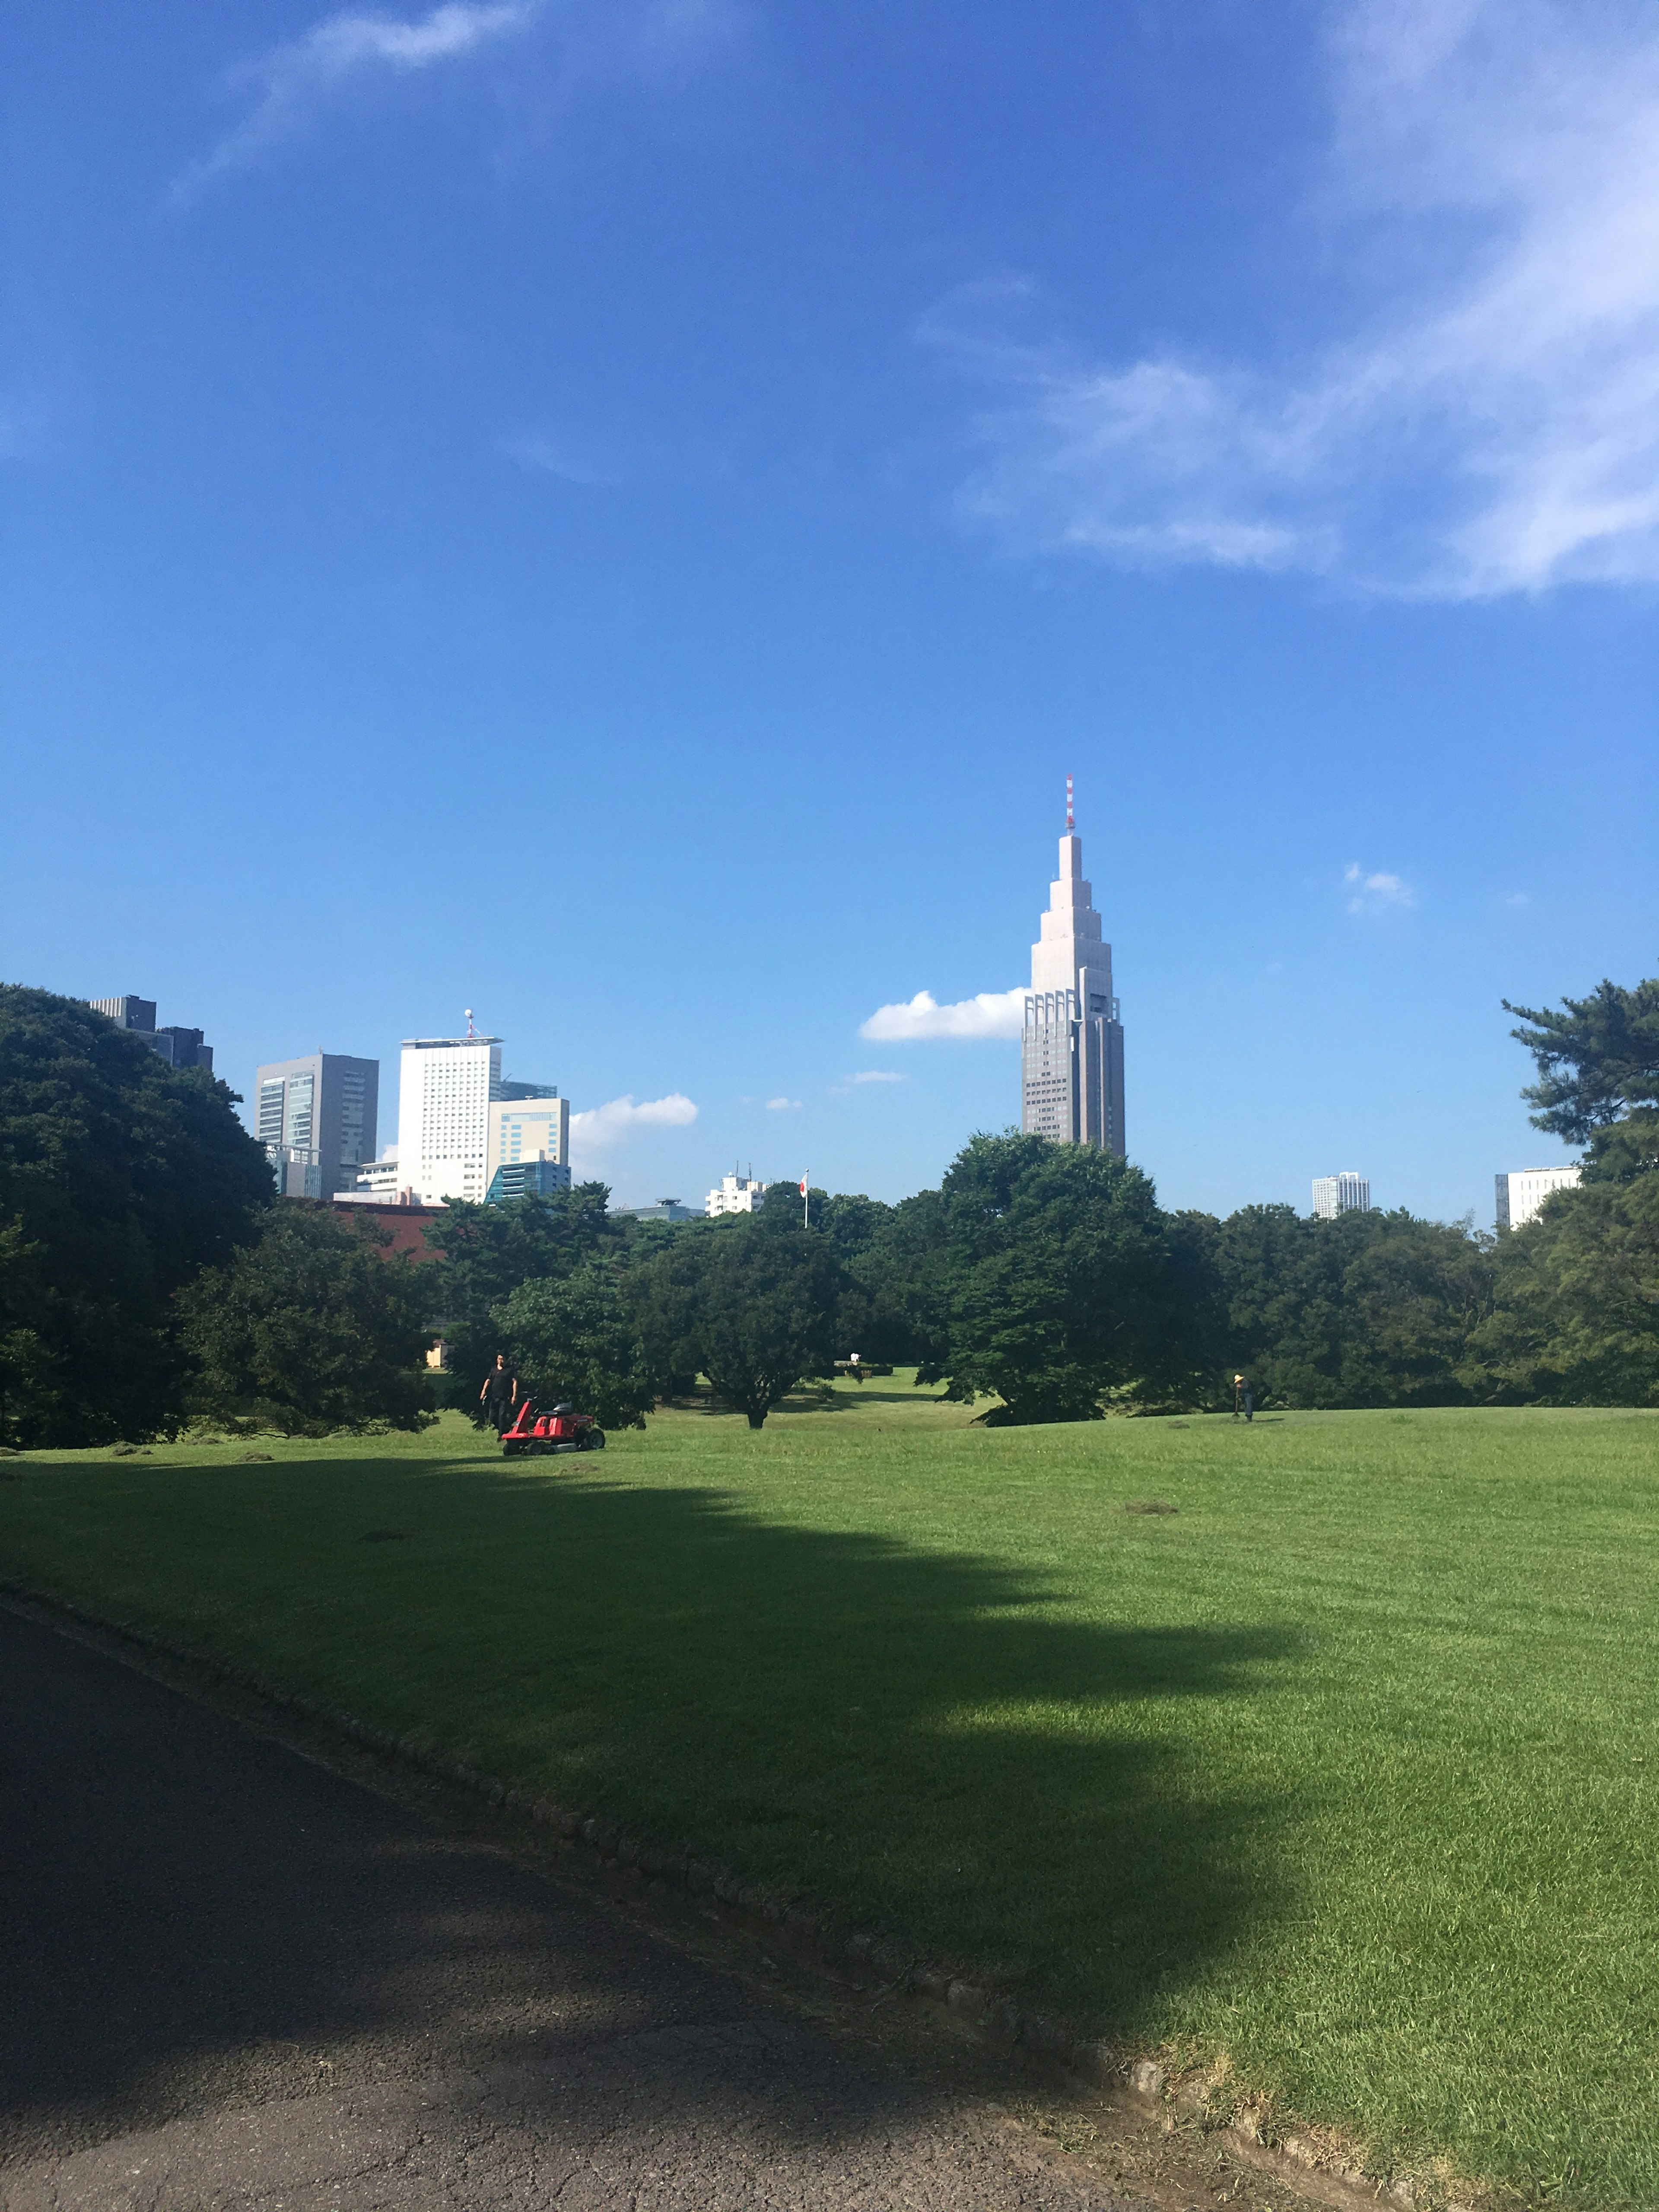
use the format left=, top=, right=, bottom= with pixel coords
left=464, top=1007, right=476, bottom=1039
left=1065, top=774, right=1074, bottom=834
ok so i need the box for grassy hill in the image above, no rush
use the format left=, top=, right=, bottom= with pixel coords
left=5, top=1380, right=1657, bottom=2205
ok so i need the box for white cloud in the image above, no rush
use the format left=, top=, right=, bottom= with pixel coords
left=858, top=988, right=1026, bottom=1042
left=499, top=432, right=619, bottom=486
left=569, top=1091, right=697, bottom=1165
left=849, top=1069, right=908, bottom=1084
left=175, top=1, right=537, bottom=196
left=765, top=1096, right=801, bottom=1111
left=934, top=0, right=1659, bottom=597
left=1344, top=863, right=1416, bottom=913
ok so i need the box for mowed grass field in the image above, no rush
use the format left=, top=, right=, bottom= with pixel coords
left=4, top=1383, right=1658, bottom=2206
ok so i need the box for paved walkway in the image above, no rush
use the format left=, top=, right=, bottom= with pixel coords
left=0, top=1605, right=1149, bottom=2212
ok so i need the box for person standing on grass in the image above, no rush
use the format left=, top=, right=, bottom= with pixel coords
left=480, top=1353, right=518, bottom=1433
left=1233, top=1372, right=1254, bottom=1422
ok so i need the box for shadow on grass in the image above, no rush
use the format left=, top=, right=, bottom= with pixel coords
left=1, top=1459, right=1302, bottom=2148
left=315, top=1463, right=1303, bottom=2027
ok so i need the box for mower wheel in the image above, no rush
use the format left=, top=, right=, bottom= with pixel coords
left=585, top=1428, right=606, bottom=1451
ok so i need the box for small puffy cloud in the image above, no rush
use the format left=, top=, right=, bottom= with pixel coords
left=849, top=1069, right=908, bottom=1084
left=766, top=1096, right=802, bottom=1111
left=859, top=987, right=1026, bottom=1042
left=570, top=1091, right=697, bottom=1156
left=1344, top=863, right=1416, bottom=914
left=1501, top=890, right=1531, bottom=909
left=175, top=1, right=537, bottom=197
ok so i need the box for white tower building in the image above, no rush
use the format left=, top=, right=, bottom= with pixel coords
left=1313, top=1172, right=1370, bottom=1219
left=1020, top=793, right=1125, bottom=1154
left=396, top=1032, right=503, bottom=1205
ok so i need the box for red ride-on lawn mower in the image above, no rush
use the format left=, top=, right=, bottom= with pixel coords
left=500, top=1400, right=607, bottom=1459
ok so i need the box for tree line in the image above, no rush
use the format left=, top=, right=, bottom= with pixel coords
left=1, top=972, right=1655, bottom=1447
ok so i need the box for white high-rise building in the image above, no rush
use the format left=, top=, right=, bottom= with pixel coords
left=1020, top=817, right=1125, bottom=1154
left=1496, top=1165, right=1581, bottom=1230
left=396, top=1034, right=503, bottom=1205
left=1312, top=1172, right=1370, bottom=1219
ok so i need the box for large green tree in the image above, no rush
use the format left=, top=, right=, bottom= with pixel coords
left=423, top=1184, right=623, bottom=1403
left=179, top=1204, right=435, bottom=1436
left=1505, top=972, right=1659, bottom=1181
left=1206, top=1203, right=1496, bottom=1410
left=922, top=1132, right=1182, bottom=1423
left=496, top=1262, right=655, bottom=1430
left=632, top=1215, right=843, bottom=1426
left=0, top=985, right=273, bottom=1446
left=1471, top=1175, right=1659, bottom=1405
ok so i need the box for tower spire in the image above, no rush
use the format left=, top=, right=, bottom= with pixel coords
left=1065, top=773, right=1074, bottom=835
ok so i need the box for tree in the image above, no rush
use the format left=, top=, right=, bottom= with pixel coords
left=1208, top=1204, right=1496, bottom=1410
left=179, top=1205, right=435, bottom=1435
left=423, top=1184, right=623, bottom=1405
left=496, top=1262, right=655, bottom=1430
left=1470, top=1176, right=1659, bottom=1405
left=0, top=985, right=273, bottom=1446
left=1505, top=973, right=1659, bottom=1177
left=634, top=1216, right=843, bottom=1427
left=923, top=1132, right=1181, bottom=1423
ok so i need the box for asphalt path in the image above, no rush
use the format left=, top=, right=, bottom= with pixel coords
left=0, top=1604, right=1157, bottom=2212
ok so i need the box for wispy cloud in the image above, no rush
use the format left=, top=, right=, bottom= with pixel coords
left=765, top=1096, right=801, bottom=1111
left=1344, top=863, right=1415, bottom=914
left=829, top=1067, right=912, bottom=1096
left=569, top=1090, right=697, bottom=1168
left=175, top=2, right=537, bottom=197
left=932, top=0, right=1659, bottom=597
left=499, top=432, right=620, bottom=486
left=859, top=988, right=1025, bottom=1042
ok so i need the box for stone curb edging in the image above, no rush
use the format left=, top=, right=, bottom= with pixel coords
left=0, top=1576, right=1471, bottom=2212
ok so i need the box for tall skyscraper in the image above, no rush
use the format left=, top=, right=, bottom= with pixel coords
left=396, top=1033, right=504, bottom=1205
left=255, top=1054, right=378, bottom=1199
left=1312, top=1172, right=1370, bottom=1218
left=1020, top=810, right=1125, bottom=1154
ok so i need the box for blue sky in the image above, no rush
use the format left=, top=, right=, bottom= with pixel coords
left=3, top=0, right=1655, bottom=1218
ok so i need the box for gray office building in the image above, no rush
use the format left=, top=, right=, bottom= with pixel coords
left=1020, top=827, right=1125, bottom=1155
left=89, top=995, right=214, bottom=1073
left=255, top=1054, right=378, bottom=1200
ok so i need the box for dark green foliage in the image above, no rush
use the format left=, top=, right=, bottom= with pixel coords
left=424, top=1184, right=622, bottom=1402
left=496, top=1262, right=656, bottom=1430
left=921, top=1132, right=1182, bottom=1422
left=632, top=1216, right=843, bottom=1426
left=0, top=984, right=273, bottom=1446
left=759, top=1181, right=918, bottom=1363
left=1471, top=1174, right=1659, bottom=1405
left=1505, top=973, right=1659, bottom=1147
left=1204, top=1204, right=1497, bottom=1411
left=178, top=1205, right=435, bottom=1436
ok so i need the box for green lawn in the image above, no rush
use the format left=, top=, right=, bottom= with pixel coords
left=4, top=1384, right=1658, bottom=2205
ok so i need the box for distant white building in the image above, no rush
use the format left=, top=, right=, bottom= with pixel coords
left=1313, top=1172, right=1370, bottom=1219
left=397, top=1034, right=503, bottom=1205
left=707, top=1173, right=767, bottom=1217
left=1496, top=1165, right=1582, bottom=1230
left=337, top=1149, right=418, bottom=1205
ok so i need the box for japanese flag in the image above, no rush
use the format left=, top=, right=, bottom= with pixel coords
left=799, top=1178, right=809, bottom=1195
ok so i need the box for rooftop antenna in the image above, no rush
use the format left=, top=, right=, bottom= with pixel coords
left=1065, top=773, right=1074, bottom=835
left=464, top=1007, right=476, bottom=1040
